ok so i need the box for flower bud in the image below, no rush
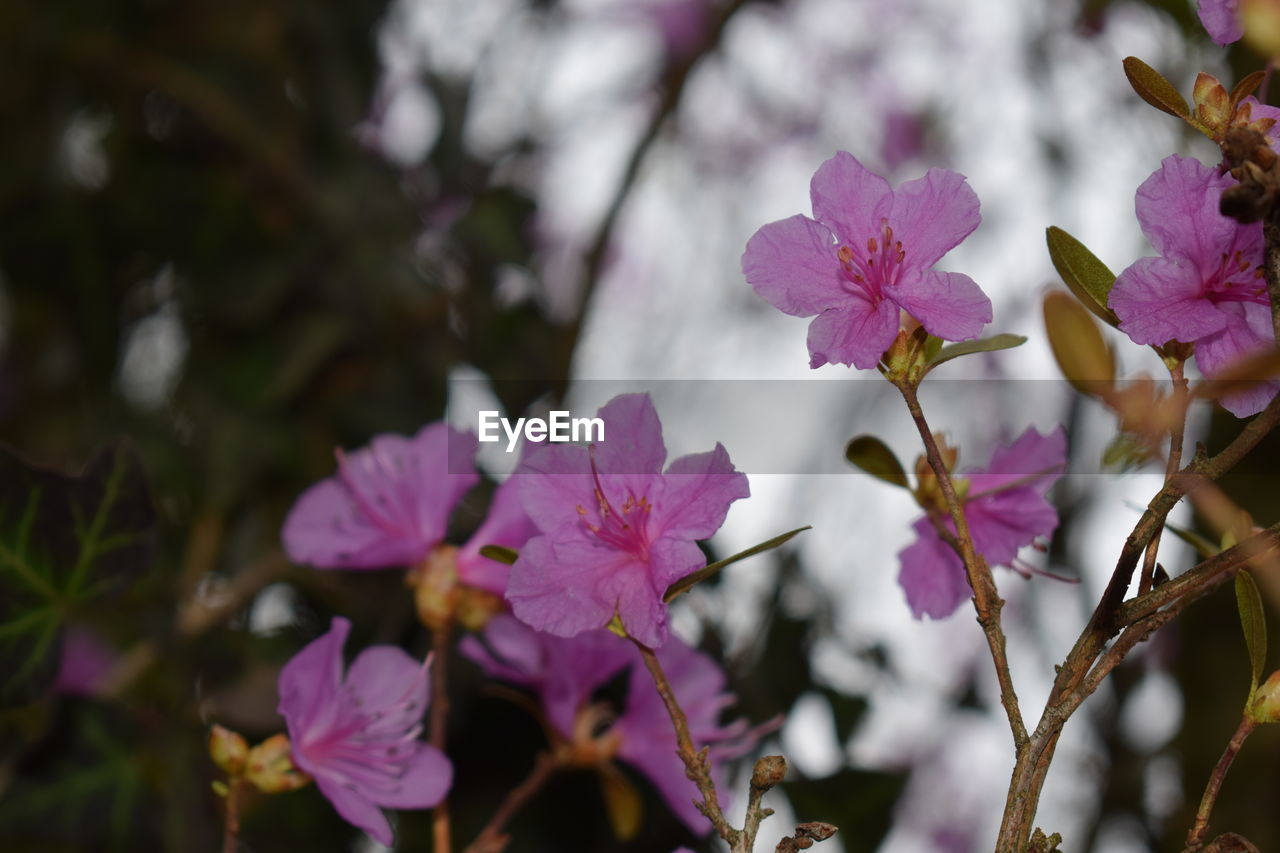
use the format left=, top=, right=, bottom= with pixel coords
left=1248, top=671, right=1280, bottom=722
left=245, top=734, right=311, bottom=794
left=208, top=724, right=249, bottom=776
left=408, top=545, right=460, bottom=631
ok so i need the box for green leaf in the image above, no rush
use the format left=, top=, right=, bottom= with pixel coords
left=1122, top=56, right=1191, bottom=119
left=598, top=764, right=643, bottom=841
left=1042, top=290, right=1117, bottom=396
left=926, top=334, right=1027, bottom=372
left=663, top=526, right=811, bottom=603
left=1045, top=226, right=1120, bottom=326
left=0, top=442, right=156, bottom=705
left=1162, top=519, right=1220, bottom=560
left=1236, top=571, right=1268, bottom=693
left=478, top=544, right=519, bottom=565
left=844, top=436, right=910, bottom=489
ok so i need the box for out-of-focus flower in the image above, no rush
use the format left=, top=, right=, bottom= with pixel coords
left=742, top=151, right=990, bottom=370
left=282, top=423, right=478, bottom=569
left=53, top=625, right=116, bottom=697
left=1109, top=155, right=1278, bottom=416
left=898, top=427, right=1066, bottom=619
left=1199, top=0, right=1243, bottom=45
left=461, top=614, right=764, bottom=834
left=278, top=618, right=452, bottom=845
left=506, top=393, right=749, bottom=648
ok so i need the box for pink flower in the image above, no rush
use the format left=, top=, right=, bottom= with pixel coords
left=506, top=393, right=749, bottom=648
left=1109, top=155, right=1278, bottom=417
left=461, top=615, right=761, bottom=835
left=1198, top=0, right=1242, bottom=45
left=53, top=625, right=116, bottom=697
left=283, top=423, right=479, bottom=569
left=742, top=151, right=991, bottom=369
left=278, top=618, right=452, bottom=845
left=898, top=427, right=1066, bottom=619
left=454, top=475, right=539, bottom=596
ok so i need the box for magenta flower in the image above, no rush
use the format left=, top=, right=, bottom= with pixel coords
left=282, top=423, right=479, bottom=569
left=898, top=427, right=1066, bottom=619
left=461, top=615, right=762, bottom=834
left=741, top=151, right=992, bottom=369
left=53, top=625, right=116, bottom=697
left=506, top=393, right=749, bottom=648
left=1198, top=0, right=1242, bottom=45
left=455, top=474, right=539, bottom=595
left=1109, top=155, right=1278, bottom=417
left=278, top=617, right=452, bottom=845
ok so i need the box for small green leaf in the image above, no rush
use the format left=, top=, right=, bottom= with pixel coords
left=0, top=443, right=156, bottom=706
left=598, top=764, right=643, bottom=841
left=844, top=436, right=910, bottom=489
left=1162, top=519, right=1220, bottom=560
left=664, top=526, right=811, bottom=603
left=1045, top=227, right=1120, bottom=326
left=478, top=544, right=519, bottom=565
left=1236, top=571, right=1268, bottom=693
left=926, top=334, right=1027, bottom=372
left=1122, top=56, right=1191, bottom=119
left=1042, top=290, right=1117, bottom=396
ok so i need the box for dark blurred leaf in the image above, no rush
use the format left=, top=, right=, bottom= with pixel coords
left=1042, top=290, right=1116, bottom=396
left=821, top=688, right=868, bottom=744
left=599, top=763, right=644, bottom=841
left=844, top=436, right=909, bottom=489
left=782, top=768, right=905, bottom=853
left=0, top=442, right=156, bottom=704
left=1236, top=570, right=1267, bottom=693
left=479, top=544, right=519, bottom=565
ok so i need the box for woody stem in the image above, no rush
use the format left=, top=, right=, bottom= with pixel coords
left=431, top=624, right=454, bottom=853
left=897, top=382, right=1028, bottom=749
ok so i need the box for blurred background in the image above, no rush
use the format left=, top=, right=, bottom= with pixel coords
left=2, top=0, right=1280, bottom=850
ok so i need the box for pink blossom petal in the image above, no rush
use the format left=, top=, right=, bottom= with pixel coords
left=455, top=476, right=538, bottom=593
left=1197, top=305, right=1280, bottom=417
left=278, top=617, right=349, bottom=740
left=966, top=493, right=1059, bottom=568
left=1110, top=257, right=1227, bottom=346
left=315, top=778, right=394, bottom=845
left=1198, top=0, right=1242, bottom=44
left=507, top=537, right=632, bottom=638
left=654, top=444, right=750, bottom=540
left=592, top=393, right=668, bottom=476
left=889, top=168, right=981, bottom=270
left=891, top=269, right=991, bottom=342
left=809, top=151, right=893, bottom=242
left=344, top=646, right=429, bottom=720
left=898, top=521, right=971, bottom=620
left=1135, top=155, right=1244, bottom=266
left=742, top=214, right=842, bottom=317
left=966, top=427, right=1067, bottom=497
left=282, top=424, right=479, bottom=569
left=519, top=443, right=593, bottom=534
left=370, top=745, right=452, bottom=809
left=805, top=298, right=900, bottom=370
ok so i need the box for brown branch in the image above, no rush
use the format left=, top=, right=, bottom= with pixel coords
left=1140, top=360, right=1188, bottom=595
left=462, top=751, right=563, bottom=853
left=1186, top=715, right=1258, bottom=851
left=897, top=383, right=1028, bottom=747
left=431, top=625, right=455, bottom=853
left=633, top=639, right=740, bottom=847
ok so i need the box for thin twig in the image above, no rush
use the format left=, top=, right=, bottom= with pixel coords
left=896, top=383, right=1028, bottom=748
left=1185, top=715, right=1257, bottom=851
left=431, top=625, right=454, bottom=853
left=633, top=639, right=741, bottom=847
left=1139, top=360, right=1188, bottom=595
left=462, top=752, right=563, bottom=853
left=222, top=778, right=242, bottom=853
